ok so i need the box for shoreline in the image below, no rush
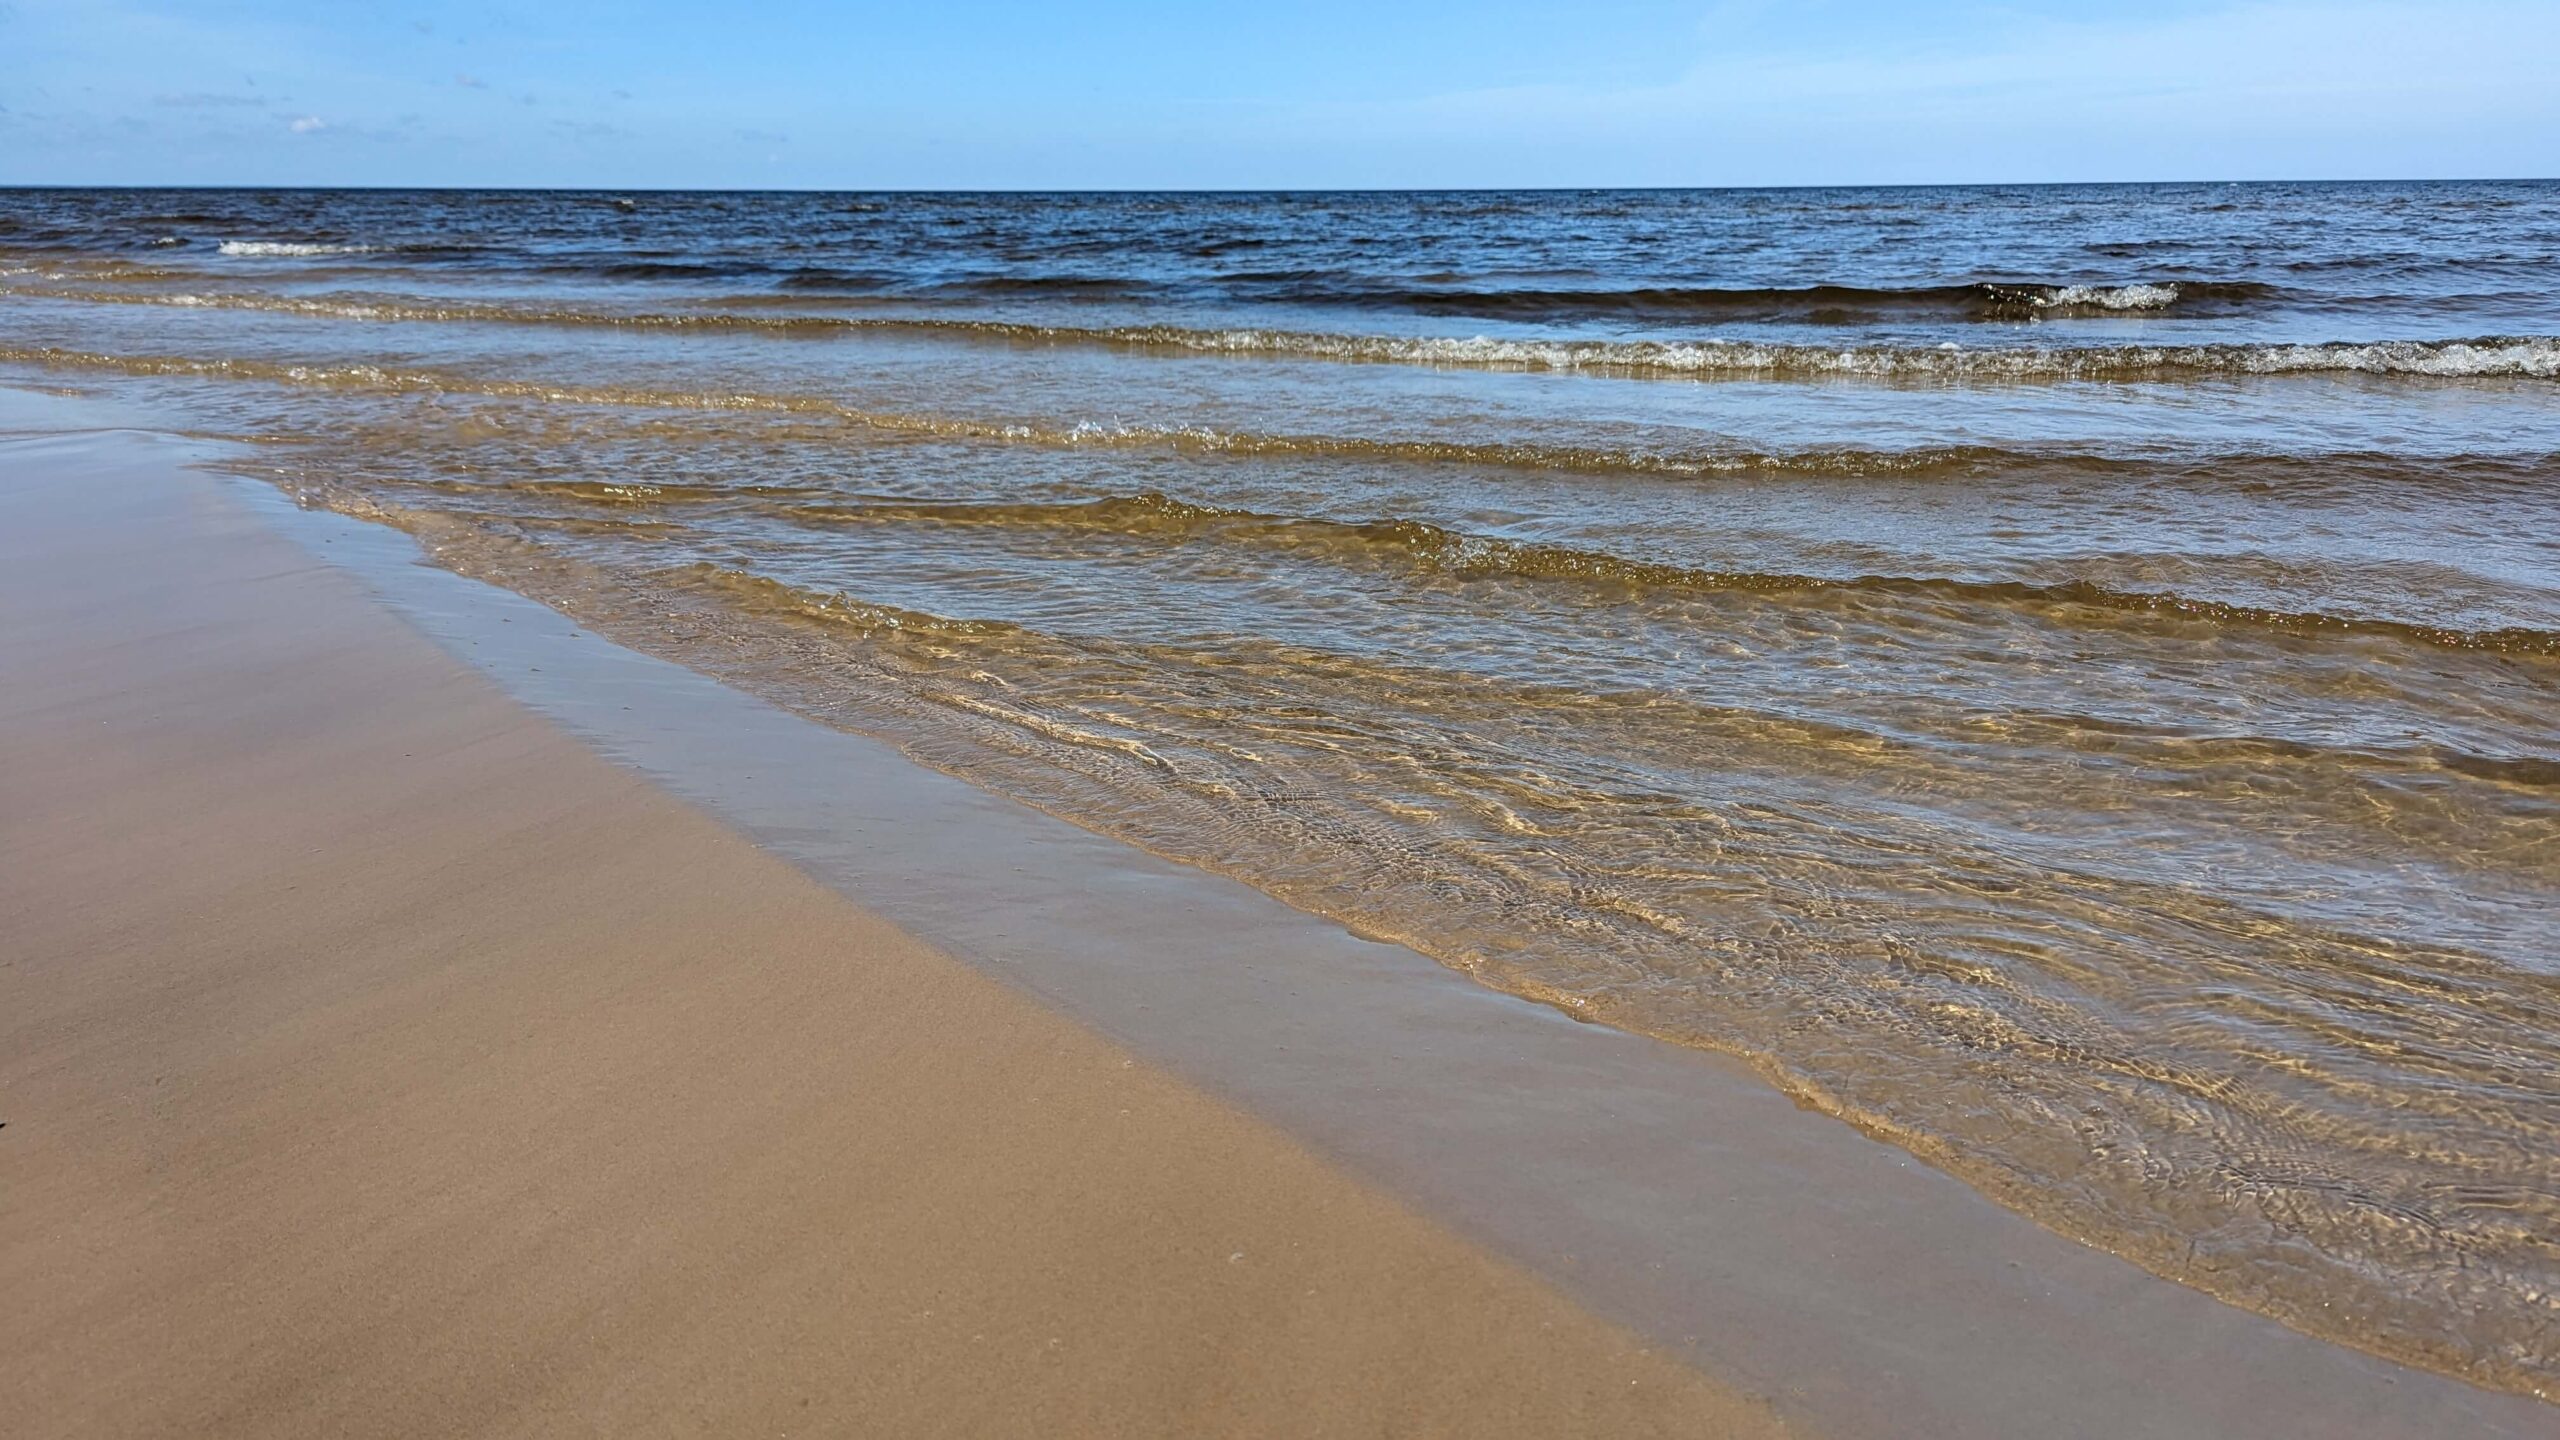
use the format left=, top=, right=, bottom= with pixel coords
left=3, top=387, right=2550, bottom=1435
left=0, top=414, right=1786, bottom=1438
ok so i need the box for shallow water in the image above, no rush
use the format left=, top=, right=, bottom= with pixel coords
left=4, top=183, right=2555, bottom=1393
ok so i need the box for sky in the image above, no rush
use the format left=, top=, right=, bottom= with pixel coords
left=3, top=0, right=2556, bottom=189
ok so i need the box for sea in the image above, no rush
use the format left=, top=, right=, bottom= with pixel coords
left=2, top=182, right=2554, bottom=1393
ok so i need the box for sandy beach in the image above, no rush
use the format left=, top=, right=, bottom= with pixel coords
left=5, top=393, right=2553, bottom=1440
left=8, top=4, right=2559, bottom=1429
left=0, top=418, right=1788, bottom=1437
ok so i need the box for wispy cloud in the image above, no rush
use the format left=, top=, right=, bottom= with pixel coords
left=4, top=0, right=2551, bottom=187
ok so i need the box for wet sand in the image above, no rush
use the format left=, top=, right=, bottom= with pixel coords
left=0, top=419, right=1788, bottom=1437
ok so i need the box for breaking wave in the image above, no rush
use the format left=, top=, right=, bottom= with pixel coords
left=215, top=240, right=384, bottom=257
left=10, top=284, right=2557, bottom=381
left=1261, top=278, right=2258, bottom=321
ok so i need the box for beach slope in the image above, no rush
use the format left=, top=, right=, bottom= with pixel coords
left=0, top=425, right=1786, bottom=1438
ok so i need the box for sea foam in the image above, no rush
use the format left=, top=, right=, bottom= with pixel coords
left=216, top=240, right=380, bottom=257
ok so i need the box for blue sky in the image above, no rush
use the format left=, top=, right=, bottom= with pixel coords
left=4, top=0, right=2555, bottom=188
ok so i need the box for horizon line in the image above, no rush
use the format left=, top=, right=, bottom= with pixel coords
left=5, top=175, right=2558, bottom=197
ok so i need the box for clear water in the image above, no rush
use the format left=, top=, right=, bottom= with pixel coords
left=4, top=182, right=2556, bottom=1394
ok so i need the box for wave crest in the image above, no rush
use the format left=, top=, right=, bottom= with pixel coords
left=1285, top=278, right=2242, bottom=322
left=10, top=284, right=2556, bottom=382
left=755, top=491, right=2560, bottom=655
left=215, top=240, right=383, bottom=257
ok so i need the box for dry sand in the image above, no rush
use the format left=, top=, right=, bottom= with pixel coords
left=0, top=425, right=1788, bottom=1437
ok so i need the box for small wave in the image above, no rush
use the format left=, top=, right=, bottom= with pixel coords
left=748, top=491, right=2560, bottom=655
left=1233, top=274, right=2263, bottom=319
left=664, top=561, right=1026, bottom=640
left=771, top=267, right=910, bottom=292
left=12, top=344, right=2560, bottom=512
left=596, top=260, right=747, bottom=281
left=0, top=338, right=2094, bottom=480
left=1244, top=278, right=2263, bottom=322
left=1114, top=327, right=2560, bottom=380
left=14, top=285, right=2560, bottom=382
left=773, top=270, right=1162, bottom=301
left=932, top=274, right=1158, bottom=299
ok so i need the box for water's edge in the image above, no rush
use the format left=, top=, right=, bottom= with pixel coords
left=11, top=395, right=2528, bottom=1435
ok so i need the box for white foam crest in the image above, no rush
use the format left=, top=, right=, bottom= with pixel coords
left=2235, top=338, right=2560, bottom=378
left=1117, top=327, right=2560, bottom=379
left=2040, top=283, right=2181, bottom=310
left=217, top=240, right=380, bottom=257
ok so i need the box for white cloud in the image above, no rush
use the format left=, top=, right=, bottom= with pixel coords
left=287, top=115, right=325, bottom=133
